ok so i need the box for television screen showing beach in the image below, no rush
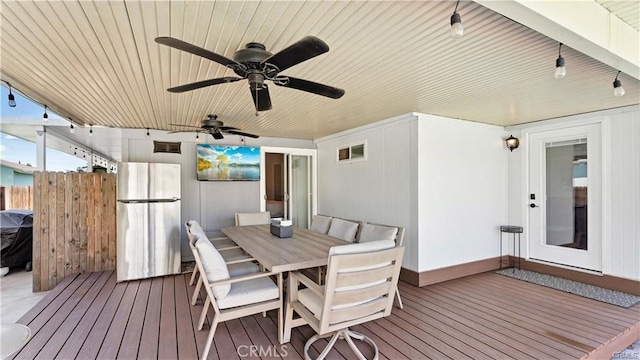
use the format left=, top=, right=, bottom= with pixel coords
left=197, top=144, right=260, bottom=181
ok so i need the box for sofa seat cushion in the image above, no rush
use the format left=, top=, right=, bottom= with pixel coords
left=217, top=276, right=279, bottom=310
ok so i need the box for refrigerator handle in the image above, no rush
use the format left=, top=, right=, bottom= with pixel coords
left=118, top=197, right=180, bottom=204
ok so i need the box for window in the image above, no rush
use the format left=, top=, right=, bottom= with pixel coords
left=337, top=141, right=366, bottom=163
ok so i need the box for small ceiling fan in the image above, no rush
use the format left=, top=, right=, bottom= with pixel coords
left=169, top=115, right=258, bottom=140
left=155, top=35, right=345, bottom=111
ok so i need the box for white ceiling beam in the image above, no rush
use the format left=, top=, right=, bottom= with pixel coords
left=475, top=0, right=640, bottom=79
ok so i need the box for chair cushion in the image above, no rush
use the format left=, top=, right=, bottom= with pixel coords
left=359, top=224, right=398, bottom=243
left=327, top=218, right=359, bottom=242
left=310, top=215, right=333, bottom=234
left=228, top=262, right=260, bottom=277
left=217, top=276, right=279, bottom=310
left=187, top=220, right=207, bottom=242
left=298, top=287, right=323, bottom=317
left=195, top=236, right=231, bottom=299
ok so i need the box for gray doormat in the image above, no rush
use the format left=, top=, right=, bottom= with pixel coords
left=496, top=268, right=640, bottom=308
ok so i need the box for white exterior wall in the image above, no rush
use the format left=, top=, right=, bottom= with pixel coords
left=316, top=113, right=507, bottom=272
left=315, top=114, right=419, bottom=270
left=416, top=114, right=507, bottom=272
left=507, top=105, right=640, bottom=280
left=121, top=129, right=315, bottom=261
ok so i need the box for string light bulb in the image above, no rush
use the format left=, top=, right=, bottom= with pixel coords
left=7, top=85, right=16, bottom=107
left=43, top=105, right=49, bottom=122
left=69, top=120, right=76, bottom=134
left=554, top=43, right=566, bottom=79
left=89, top=125, right=93, bottom=136
left=450, top=0, right=464, bottom=39
left=613, top=71, right=625, bottom=97
left=195, top=133, right=200, bottom=142
left=146, top=128, right=150, bottom=137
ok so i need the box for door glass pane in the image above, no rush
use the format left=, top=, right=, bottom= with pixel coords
left=265, top=153, right=285, bottom=218
left=291, top=155, right=310, bottom=228
left=545, top=140, right=587, bottom=250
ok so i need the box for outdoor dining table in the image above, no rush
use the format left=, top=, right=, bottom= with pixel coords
left=221, top=224, right=348, bottom=343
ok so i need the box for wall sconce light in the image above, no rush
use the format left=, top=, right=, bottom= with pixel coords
left=7, top=85, right=16, bottom=107
left=613, top=71, right=625, bottom=97
left=505, top=135, right=519, bottom=152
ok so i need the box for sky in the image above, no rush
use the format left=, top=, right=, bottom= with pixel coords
left=0, top=85, right=88, bottom=171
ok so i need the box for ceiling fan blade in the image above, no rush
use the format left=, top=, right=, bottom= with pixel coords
left=261, top=36, right=329, bottom=73
left=210, top=130, right=225, bottom=140
left=218, top=126, right=239, bottom=131
left=155, top=37, right=243, bottom=69
left=225, top=130, right=260, bottom=139
left=168, top=77, right=242, bottom=93
left=167, top=130, right=206, bottom=134
left=168, top=123, right=202, bottom=129
left=275, top=76, right=345, bottom=99
left=251, top=86, right=273, bottom=111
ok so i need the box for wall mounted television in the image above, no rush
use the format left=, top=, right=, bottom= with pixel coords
left=197, top=144, right=261, bottom=181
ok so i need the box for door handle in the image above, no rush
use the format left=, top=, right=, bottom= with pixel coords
left=529, top=203, right=538, bottom=208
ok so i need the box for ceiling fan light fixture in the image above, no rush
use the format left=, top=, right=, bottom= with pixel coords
left=554, top=43, right=566, bottom=79
left=248, top=73, right=264, bottom=90
left=613, top=71, right=625, bottom=97
left=43, top=105, right=49, bottom=122
left=450, top=0, right=464, bottom=39
left=7, top=85, right=16, bottom=107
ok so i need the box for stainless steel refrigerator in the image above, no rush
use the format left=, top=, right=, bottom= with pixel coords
left=116, top=162, right=181, bottom=282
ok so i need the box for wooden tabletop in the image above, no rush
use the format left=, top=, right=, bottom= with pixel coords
left=221, top=224, right=348, bottom=273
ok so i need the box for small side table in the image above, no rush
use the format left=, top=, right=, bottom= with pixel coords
left=500, top=225, right=523, bottom=272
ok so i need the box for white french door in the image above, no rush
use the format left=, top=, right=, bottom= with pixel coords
left=260, top=147, right=317, bottom=228
left=528, top=123, right=602, bottom=272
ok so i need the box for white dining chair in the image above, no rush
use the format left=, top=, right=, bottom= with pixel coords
left=186, top=222, right=259, bottom=306
left=235, top=211, right=271, bottom=226
left=191, top=232, right=282, bottom=360
left=283, top=240, right=404, bottom=360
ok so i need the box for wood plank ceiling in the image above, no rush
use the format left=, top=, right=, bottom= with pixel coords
left=1, top=1, right=638, bottom=140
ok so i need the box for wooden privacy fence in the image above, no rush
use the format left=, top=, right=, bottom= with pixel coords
left=1, top=186, right=34, bottom=210
left=33, top=172, right=117, bottom=292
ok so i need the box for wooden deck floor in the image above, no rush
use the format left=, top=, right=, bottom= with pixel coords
left=12, top=270, right=640, bottom=359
